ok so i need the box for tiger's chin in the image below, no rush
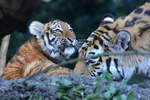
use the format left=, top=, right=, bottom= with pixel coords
left=45, top=45, right=78, bottom=64
left=63, top=47, right=77, bottom=59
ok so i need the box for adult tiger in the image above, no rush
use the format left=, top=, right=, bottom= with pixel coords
left=74, top=2, right=150, bottom=81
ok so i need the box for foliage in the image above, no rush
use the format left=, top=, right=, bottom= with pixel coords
left=57, top=71, right=136, bottom=100
left=31, top=0, right=147, bottom=39
left=28, top=93, right=43, bottom=100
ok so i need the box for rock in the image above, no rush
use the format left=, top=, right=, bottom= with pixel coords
left=0, top=73, right=149, bottom=100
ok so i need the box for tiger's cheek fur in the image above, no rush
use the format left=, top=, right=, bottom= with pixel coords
left=85, top=45, right=104, bottom=65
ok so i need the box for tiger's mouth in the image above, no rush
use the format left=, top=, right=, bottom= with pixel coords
left=44, top=37, right=78, bottom=63
left=57, top=39, right=78, bottom=61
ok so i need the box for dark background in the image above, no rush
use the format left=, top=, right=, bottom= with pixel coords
left=1, top=0, right=147, bottom=62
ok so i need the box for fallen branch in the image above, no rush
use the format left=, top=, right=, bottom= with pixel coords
left=0, top=34, right=11, bottom=76
left=25, top=50, right=150, bottom=80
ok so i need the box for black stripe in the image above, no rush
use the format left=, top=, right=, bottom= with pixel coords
left=144, top=10, right=150, bottom=16
left=124, top=17, right=140, bottom=27
left=46, top=33, right=51, bottom=45
left=44, top=40, right=46, bottom=46
left=42, top=35, right=46, bottom=46
left=94, top=31, right=101, bottom=37
left=114, top=59, right=123, bottom=79
left=82, top=47, right=87, bottom=51
left=139, top=25, right=150, bottom=36
left=103, top=33, right=111, bottom=40
left=134, top=8, right=143, bottom=14
left=106, top=58, right=111, bottom=73
left=9, top=59, right=15, bottom=64
left=92, top=71, right=96, bottom=77
left=101, top=35, right=110, bottom=41
left=89, top=72, right=93, bottom=76
left=98, top=38, right=104, bottom=46
left=94, top=45, right=99, bottom=49
left=103, top=25, right=111, bottom=30
left=135, top=67, right=139, bottom=73
left=104, top=44, right=110, bottom=51
left=104, top=32, right=109, bottom=36
left=89, top=52, right=95, bottom=55
left=98, top=57, right=102, bottom=62
left=92, top=63, right=100, bottom=69
left=89, top=71, right=96, bottom=77
left=92, top=34, right=103, bottom=45
left=68, top=38, right=73, bottom=42
left=92, top=63, right=101, bottom=66
left=87, top=60, right=95, bottom=64
left=97, top=30, right=104, bottom=33
left=112, top=28, right=119, bottom=33
left=97, top=72, right=102, bottom=76
left=15, top=58, right=24, bottom=65
left=93, top=70, right=96, bottom=72
left=104, top=32, right=113, bottom=39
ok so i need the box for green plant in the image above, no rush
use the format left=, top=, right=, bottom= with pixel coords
left=57, top=79, right=73, bottom=100
left=72, top=84, right=83, bottom=99
left=28, top=93, right=43, bottom=100
left=57, top=71, right=136, bottom=100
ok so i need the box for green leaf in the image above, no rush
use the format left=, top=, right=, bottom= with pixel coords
left=120, top=94, right=127, bottom=100
left=72, top=84, right=83, bottom=97
left=120, top=80, right=127, bottom=89
left=84, top=93, right=98, bottom=100
left=113, top=97, right=118, bottom=100
left=60, top=79, right=72, bottom=86
left=101, top=70, right=113, bottom=82
left=58, top=79, right=72, bottom=89
left=76, top=84, right=83, bottom=90
left=57, top=93, right=63, bottom=98
left=38, top=96, right=42, bottom=100
left=28, top=95, right=33, bottom=100
left=109, top=83, right=117, bottom=94
left=106, top=73, right=113, bottom=82
left=104, top=91, right=111, bottom=99
left=128, top=92, right=135, bottom=100
left=93, top=76, right=103, bottom=90
left=62, top=96, right=70, bottom=100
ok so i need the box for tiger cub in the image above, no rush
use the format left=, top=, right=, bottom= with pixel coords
left=2, top=20, right=78, bottom=80
left=74, top=2, right=150, bottom=81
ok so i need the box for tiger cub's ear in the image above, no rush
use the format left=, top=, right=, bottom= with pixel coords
left=29, top=21, right=44, bottom=39
left=116, top=31, right=131, bottom=50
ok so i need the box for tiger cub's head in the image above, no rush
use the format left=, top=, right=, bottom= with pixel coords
left=29, top=20, right=78, bottom=63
